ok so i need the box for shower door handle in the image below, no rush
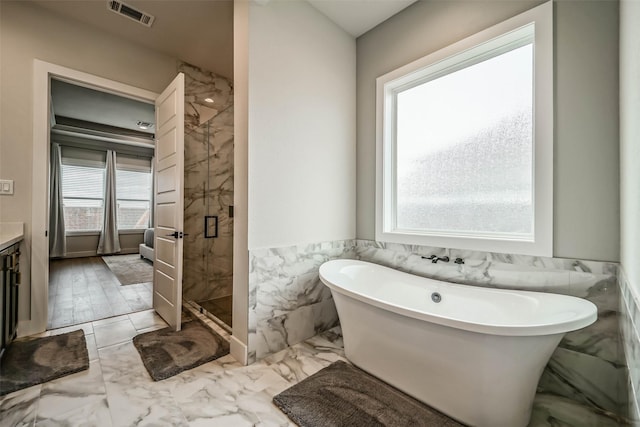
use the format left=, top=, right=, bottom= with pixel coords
left=165, top=231, right=189, bottom=239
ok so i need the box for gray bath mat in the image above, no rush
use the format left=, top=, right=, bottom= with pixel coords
left=102, top=254, right=153, bottom=286
left=273, top=361, right=463, bottom=427
left=133, top=319, right=229, bottom=381
left=0, top=330, right=89, bottom=396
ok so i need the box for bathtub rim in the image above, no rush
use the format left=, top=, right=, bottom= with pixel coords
left=319, top=259, right=597, bottom=337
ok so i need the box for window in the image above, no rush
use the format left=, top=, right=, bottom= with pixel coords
left=116, top=169, right=152, bottom=230
left=59, top=146, right=153, bottom=232
left=62, top=164, right=105, bottom=231
left=376, top=3, right=552, bottom=256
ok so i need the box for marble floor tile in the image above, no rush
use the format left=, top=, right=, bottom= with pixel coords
left=37, top=360, right=108, bottom=424
left=85, top=333, right=99, bottom=362
left=48, top=321, right=94, bottom=337
left=0, top=321, right=624, bottom=427
left=93, top=318, right=138, bottom=349
left=0, top=385, right=41, bottom=427
left=35, top=398, right=112, bottom=427
left=92, top=314, right=129, bottom=328
left=128, top=309, right=167, bottom=331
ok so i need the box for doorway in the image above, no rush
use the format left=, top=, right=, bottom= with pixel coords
left=47, top=78, right=156, bottom=330
left=29, top=61, right=172, bottom=336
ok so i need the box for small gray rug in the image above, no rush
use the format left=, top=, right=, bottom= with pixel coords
left=133, top=320, right=229, bottom=381
left=102, top=254, right=153, bottom=286
left=0, top=330, right=89, bottom=396
left=273, top=361, right=463, bottom=427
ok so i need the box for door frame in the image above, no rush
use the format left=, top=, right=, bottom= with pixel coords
left=24, top=59, right=159, bottom=336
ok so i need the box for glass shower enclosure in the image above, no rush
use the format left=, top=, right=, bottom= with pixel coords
left=181, top=62, right=234, bottom=330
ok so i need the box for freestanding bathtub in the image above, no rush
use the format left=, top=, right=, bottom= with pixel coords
left=319, top=259, right=597, bottom=427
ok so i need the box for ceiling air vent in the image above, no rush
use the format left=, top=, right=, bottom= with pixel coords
left=107, top=1, right=155, bottom=27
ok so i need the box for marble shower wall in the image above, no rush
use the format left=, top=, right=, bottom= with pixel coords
left=619, top=269, right=640, bottom=424
left=248, top=238, right=629, bottom=423
left=180, top=62, right=234, bottom=305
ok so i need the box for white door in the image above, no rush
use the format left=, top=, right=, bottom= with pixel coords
left=153, top=73, right=185, bottom=331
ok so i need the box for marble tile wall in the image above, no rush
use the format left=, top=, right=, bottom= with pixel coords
left=248, top=237, right=630, bottom=423
left=180, top=62, right=234, bottom=306
left=247, top=240, right=356, bottom=363
left=619, top=268, right=640, bottom=425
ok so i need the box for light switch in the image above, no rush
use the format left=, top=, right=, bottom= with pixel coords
left=0, top=179, right=14, bottom=195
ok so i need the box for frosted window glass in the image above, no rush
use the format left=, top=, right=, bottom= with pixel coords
left=395, top=44, right=533, bottom=235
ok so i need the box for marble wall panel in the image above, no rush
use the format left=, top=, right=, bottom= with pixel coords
left=180, top=62, right=234, bottom=306
left=619, top=269, right=640, bottom=425
left=247, top=240, right=356, bottom=363
left=248, top=238, right=628, bottom=423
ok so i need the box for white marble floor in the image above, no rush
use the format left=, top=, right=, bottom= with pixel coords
left=0, top=310, right=345, bottom=427
left=0, top=309, right=624, bottom=427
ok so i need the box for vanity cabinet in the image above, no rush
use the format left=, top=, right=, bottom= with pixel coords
left=0, top=242, right=20, bottom=359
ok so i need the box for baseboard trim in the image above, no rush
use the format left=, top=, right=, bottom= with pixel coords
left=230, top=335, right=248, bottom=366
left=56, top=248, right=140, bottom=259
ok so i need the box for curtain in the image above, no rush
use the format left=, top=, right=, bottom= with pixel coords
left=49, top=143, right=66, bottom=257
left=97, top=150, right=121, bottom=254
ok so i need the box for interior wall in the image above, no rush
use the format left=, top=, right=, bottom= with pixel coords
left=619, top=0, right=640, bottom=421
left=0, top=1, right=178, bottom=323
left=247, top=0, right=356, bottom=250
left=232, top=0, right=250, bottom=362
left=355, top=0, right=620, bottom=262
left=620, top=0, right=640, bottom=295
left=63, top=233, right=144, bottom=258
left=244, top=0, right=356, bottom=363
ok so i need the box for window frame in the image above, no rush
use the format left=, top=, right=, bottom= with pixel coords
left=115, top=166, right=152, bottom=231
left=375, top=1, right=553, bottom=257
left=61, top=162, right=106, bottom=233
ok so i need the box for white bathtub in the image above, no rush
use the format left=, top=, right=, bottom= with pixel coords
left=319, top=259, right=597, bottom=427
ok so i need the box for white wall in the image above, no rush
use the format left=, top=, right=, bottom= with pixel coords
left=356, top=0, right=620, bottom=262
left=247, top=0, right=356, bottom=250
left=232, top=0, right=250, bottom=361
left=0, top=1, right=177, bottom=325
left=620, top=0, right=640, bottom=288
left=554, top=0, right=619, bottom=262
left=64, top=233, right=144, bottom=258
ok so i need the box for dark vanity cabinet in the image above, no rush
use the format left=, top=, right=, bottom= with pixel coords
left=0, top=242, right=20, bottom=359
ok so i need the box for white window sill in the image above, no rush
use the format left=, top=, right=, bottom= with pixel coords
left=118, top=229, right=146, bottom=235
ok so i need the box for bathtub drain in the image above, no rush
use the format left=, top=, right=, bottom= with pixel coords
left=431, top=292, right=442, bottom=303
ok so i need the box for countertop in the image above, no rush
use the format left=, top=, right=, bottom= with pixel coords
left=0, top=222, right=24, bottom=252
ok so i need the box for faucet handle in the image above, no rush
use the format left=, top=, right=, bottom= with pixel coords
left=454, top=257, right=465, bottom=264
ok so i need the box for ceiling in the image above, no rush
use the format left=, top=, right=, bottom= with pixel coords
left=32, top=0, right=417, bottom=82
left=307, top=0, right=417, bottom=37
left=51, top=79, right=155, bottom=135
left=35, top=0, right=416, bottom=132
left=32, top=0, right=234, bottom=80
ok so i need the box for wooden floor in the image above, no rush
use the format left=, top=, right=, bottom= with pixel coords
left=48, top=257, right=152, bottom=330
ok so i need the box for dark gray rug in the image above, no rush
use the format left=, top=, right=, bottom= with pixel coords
left=0, top=330, right=89, bottom=396
left=133, top=319, right=229, bottom=381
left=102, top=254, right=153, bottom=286
left=273, top=361, right=463, bottom=427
